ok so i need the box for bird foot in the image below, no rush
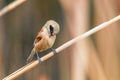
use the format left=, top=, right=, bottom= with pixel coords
left=36, top=53, right=42, bottom=63
left=50, top=48, right=57, bottom=54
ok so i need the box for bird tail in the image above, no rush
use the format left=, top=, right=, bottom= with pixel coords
left=27, top=48, right=36, bottom=63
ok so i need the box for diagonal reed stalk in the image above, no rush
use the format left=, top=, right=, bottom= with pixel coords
left=2, top=15, right=120, bottom=80
left=0, top=0, right=27, bottom=17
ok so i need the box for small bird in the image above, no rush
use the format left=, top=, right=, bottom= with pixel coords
left=27, top=20, right=60, bottom=62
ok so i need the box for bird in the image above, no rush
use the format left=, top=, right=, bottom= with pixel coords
left=27, top=20, right=60, bottom=63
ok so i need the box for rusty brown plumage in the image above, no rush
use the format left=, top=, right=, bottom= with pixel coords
left=27, top=20, right=60, bottom=62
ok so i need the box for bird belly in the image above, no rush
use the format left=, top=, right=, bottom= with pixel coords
left=35, top=41, right=49, bottom=52
left=34, top=35, right=56, bottom=52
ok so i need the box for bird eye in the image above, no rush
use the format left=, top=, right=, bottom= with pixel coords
left=49, top=25, right=54, bottom=33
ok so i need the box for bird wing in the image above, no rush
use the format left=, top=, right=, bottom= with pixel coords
left=34, top=33, right=42, bottom=45
left=27, top=33, right=43, bottom=63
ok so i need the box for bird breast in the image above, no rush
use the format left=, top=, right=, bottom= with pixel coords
left=34, top=29, right=56, bottom=52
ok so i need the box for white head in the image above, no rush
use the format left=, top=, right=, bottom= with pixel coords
left=43, top=20, right=60, bottom=36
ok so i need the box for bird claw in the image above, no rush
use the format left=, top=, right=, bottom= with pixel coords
left=50, top=48, right=57, bottom=54
left=36, top=53, right=42, bottom=63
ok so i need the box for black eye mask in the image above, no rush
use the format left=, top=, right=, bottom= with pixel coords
left=49, top=25, right=54, bottom=35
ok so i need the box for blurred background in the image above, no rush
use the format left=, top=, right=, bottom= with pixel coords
left=0, top=0, right=120, bottom=80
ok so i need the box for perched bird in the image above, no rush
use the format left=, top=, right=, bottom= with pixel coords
left=27, top=20, right=60, bottom=62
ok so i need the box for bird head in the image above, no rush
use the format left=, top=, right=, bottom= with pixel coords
left=44, top=20, right=60, bottom=36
